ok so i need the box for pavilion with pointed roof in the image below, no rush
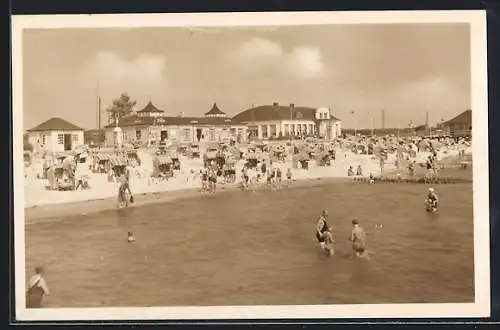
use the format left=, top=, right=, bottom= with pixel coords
left=204, top=102, right=227, bottom=118
left=136, top=101, right=165, bottom=118
left=103, top=100, right=247, bottom=146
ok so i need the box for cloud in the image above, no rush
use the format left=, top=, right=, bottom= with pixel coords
left=231, top=37, right=283, bottom=62
left=286, top=46, right=325, bottom=79
left=228, top=38, right=325, bottom=79
left=93, top=51, right=166, bottom=86
left=80, top=50, right=168, bottom=108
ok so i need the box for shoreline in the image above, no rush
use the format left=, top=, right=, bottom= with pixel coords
left=24, top=176, right=351, bottom=224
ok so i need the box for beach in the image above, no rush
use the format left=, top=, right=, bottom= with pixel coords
left=23, top=146, right=467, bottom=223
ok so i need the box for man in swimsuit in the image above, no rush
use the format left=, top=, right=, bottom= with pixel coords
left=316, top=210, right=329, bottom=249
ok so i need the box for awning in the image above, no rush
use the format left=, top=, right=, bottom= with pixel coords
left=156, top=155, right=172, bottom=165
left=109, top=155, right=127, bottom=167
left=94, top=153, right=112, bottom=162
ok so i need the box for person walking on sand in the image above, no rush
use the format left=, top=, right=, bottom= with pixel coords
left=26, top=266, right=50, bottom=308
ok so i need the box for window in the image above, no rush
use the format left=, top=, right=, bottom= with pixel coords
left=41, top=134, right=46, bottom=145
left=270, top=124, right=277, bottom=137
left=261, top=125, right=268, bottom=138
left=296, top=112, right=303, bottom=119
left=123, top=132, right=128, bottom=141
left=72, top=134, right=79, bottom=143
left=136, top=130, right=142, bottom=140
left=57, top=134, right=64, bottom=145
left=209, top=129, right=216, bottom=141
left=183, top=128, right=190, bottom=141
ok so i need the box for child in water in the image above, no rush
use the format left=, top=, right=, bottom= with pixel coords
left=322, top=226, right=335, bottom=256
left=127, top=232, right=136, bottom=243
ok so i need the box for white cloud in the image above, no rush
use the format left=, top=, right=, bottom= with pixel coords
left=93, top=51, right=166, bottom=86
left=286, top=46, right=325, bottom=79
left=228, top=38, right=325, bottom=79
left=232, top=37, right=283, bottom=62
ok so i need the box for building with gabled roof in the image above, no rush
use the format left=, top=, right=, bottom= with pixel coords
left=232, top=102, right=342, bottom=140
left=441, top=109, right=472, bottom=137
left=26, top=117, right=84, bottom=152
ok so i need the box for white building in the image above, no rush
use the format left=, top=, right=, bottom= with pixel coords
left=104, top=101, right=248, bottom=146
left=26, top=117, right=85, bottom=152
left=231, top=102, right=342, bottom=140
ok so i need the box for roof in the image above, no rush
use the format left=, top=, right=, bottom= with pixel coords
left=27, top=117, right=84, bottom=132
left=232, top=104, right=341, bottom=123
left=205, top=103, right=226, bottom=116
left=136, top=101, right=164, bottom=113
left=104, top=114, right=245, bottom=128
left=443, top=110, right=472, bottom=126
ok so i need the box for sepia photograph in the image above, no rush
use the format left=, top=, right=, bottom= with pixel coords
left=12, top=11, right=489, bottom=321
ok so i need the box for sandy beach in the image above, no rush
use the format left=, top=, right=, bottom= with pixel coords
left=23, top=147, right=465, bottom=223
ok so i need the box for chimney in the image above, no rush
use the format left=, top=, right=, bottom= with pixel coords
left=178, top=112, right=184, bottom=118
left=290, top=103, right=295, bottom=108
left=273, top=102, right=279, bottom=107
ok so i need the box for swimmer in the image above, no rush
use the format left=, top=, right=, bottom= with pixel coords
left=349, top=219, right=368, bottom=258
left=322, top=225, right=335, bottom=256
left=127, top=231, right=136, bottom=243
left=316, top=210, right=329, bottom=250
left=425, top=187, right=439, bottom=212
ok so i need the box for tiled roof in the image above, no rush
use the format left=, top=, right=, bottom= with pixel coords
left=104, top=114, right=244, bottom=128
left=137, top=101, right=164, bottom=113
left=231, top=104, right=340, bottom=123
left=205, top=102, right=226, bottom=115
left=27, top=117, right=84, bottom=132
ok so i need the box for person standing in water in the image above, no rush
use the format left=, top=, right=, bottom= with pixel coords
left=426, top=187, right=439, bottom=212
left=322, top=225, right=335, bottom=256
left=316, top=210, right=330, bottom=250
left=349, top=219, right=367, bottom=258
left=26, top=266, right=50, bottom=308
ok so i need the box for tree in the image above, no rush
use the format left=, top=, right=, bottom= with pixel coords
left=106, top=93, right=137, bottom=124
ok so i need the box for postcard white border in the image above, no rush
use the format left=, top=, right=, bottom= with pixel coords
left=12, top=10, right=490, bottom=321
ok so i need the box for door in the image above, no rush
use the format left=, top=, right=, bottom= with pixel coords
left=64, top=134, right=72, bottom=150
left=160, top=130, right=168, bottom=142
left=196, top=129, right=202, bottom=142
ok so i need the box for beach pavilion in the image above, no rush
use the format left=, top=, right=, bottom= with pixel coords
left=231, top=102, right=342, bottom=140
left=103, top=101, right=248, bottom=147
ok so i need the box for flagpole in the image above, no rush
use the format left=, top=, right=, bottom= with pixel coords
left=96, top=78, right=100, bottom=129
left=369, top=111, right=374, bottom=137
left=351, top=110, right=356, bottom=136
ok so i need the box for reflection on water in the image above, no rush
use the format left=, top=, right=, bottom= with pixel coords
left=25, top=182, right=474, bottom=307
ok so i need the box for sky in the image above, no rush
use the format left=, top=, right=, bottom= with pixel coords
left=22, top=23, right=471, bottom=130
